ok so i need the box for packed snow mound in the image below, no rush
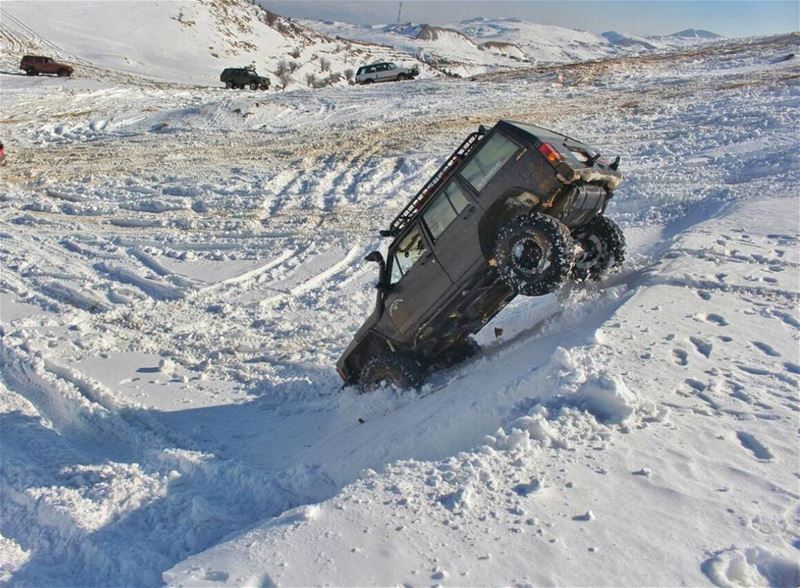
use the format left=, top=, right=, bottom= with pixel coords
left=0, top=0, right=426, bottom=88
left=702, top=546, right=800, bottom=587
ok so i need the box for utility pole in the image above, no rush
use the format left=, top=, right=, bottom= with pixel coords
left=396, top=1, right=403, bottom=25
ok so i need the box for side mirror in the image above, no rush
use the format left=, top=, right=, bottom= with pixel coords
left=364, top=251, right=388, bottom=291
left=364, top=251, right=384, bottom=264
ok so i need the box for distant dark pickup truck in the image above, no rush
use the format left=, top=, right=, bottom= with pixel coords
left=337, top=120, right=626, bottom=391
left=20, top=55, right=74, bottom=77
left=220, top=66, right=270, bottom=90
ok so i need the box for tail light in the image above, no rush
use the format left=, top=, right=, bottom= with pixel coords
left=537, top=142, right=562, bottom=166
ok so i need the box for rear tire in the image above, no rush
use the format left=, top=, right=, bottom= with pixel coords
left=225, top=81, right=234, bottom=89
left=358, top=353, right=424, bottom=392
left=26, top=67, right=37, bottom=76
left=250, top=82, right=258, bottom=90
left=493, top=212, right=575, bottom=296
left=572, top=215, right=626, bottom=281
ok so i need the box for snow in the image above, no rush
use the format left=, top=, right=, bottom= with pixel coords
left=302, top=16, right=724, bottom=76
left=0, top=0, right=428, bottom=89
left=1, top=4, right=799, bottom=586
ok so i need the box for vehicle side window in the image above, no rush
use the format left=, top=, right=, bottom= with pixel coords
left=390, top=225, right=427, bottom=284
left=357, top=67, right=365, bottom=75
left=422, top=179, right=470, bottom=240
left=461, top=133, right=520, bottom=192
left=388, top=63, right=396, bottom=69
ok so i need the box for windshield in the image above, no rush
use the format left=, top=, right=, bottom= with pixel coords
left=389, top=225, right=427, bottom=284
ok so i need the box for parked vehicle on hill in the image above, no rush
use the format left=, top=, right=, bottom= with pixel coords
left=220, top=66, right=270, bottom=90
left=337, top=120, right=626, bottom=391
left=355, top=62, right=419, bottom=84
left=20, top=55, right=74, bottom=77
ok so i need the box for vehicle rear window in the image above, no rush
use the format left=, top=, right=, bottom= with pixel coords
left=422, top=179, right=470, bottom=240
left=461, top=133, right=519, bottom=192
left=390, top=225, right=427, bottom=284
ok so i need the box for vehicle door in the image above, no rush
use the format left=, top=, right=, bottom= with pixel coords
left=43, top=57, right=55, bottom=74
left=376, top=63, right=392, bottom=82
left=382, top=222, right=453, bottom=340
left=420, top=177, right=482, bottom=283
left=382, top=63, right=397, bottom=81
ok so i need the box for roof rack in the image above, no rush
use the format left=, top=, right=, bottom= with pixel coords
left=387, top=129, right=486, bottom=235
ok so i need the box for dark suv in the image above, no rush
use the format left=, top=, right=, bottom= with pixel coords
left=220, top=66, right=270, bottom=90
left=337, top=120, right=626, bottom=391
left=20, top=55, right=74, bottom=77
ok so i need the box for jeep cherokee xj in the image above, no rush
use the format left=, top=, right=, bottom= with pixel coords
left=337, top=120, right=626, bottom=391
left=20, top=55, right=74, bottom=77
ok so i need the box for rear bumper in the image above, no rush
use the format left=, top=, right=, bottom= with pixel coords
left=573, top=166, right=623, bottom=191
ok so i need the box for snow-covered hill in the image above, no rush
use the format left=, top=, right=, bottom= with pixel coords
left=0, top=0, right=427, bottom=88
left=303, top=16, right=724, bottom=76
left=1, top=19, right=798, bottom=588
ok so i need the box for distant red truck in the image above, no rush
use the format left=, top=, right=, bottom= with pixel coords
left=20, top=55, right=74, bottom=77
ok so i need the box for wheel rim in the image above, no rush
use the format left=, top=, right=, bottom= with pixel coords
left=575, top=234, right=607, bottom=270
left=511, top=234, right=551, bottom=276
left=366, top=367, right=400, bottom=389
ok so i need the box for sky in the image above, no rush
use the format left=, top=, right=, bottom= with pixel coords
left=261, top=1, right=800, bottom=37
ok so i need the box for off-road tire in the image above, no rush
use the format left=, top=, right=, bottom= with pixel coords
left=225, top=81, right=234, bottom=89
left=57, top=69, right=70, bottom=77
left=259, top=83, right=269, bottom=90
left=571, top=215, right=626, bottom=281
left=494, top=212, right=575, bottom=296
left=26, top=67, right=37, bottom=76
left=249, top=82, right=258, bottom=90
left=363, top=78, right=374, bottom=84
left=358, top=353, right=424, bottom=392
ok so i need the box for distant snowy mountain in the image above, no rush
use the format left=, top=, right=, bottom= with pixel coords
left=671, top=28, right=723, bottom=39
left=302, top=16, right=723, bottom=77
left=0, top=0, right=427, bottom=88
left=602, top=31, right=658, bottom=50
left=301, top=19, right=530, bottom=76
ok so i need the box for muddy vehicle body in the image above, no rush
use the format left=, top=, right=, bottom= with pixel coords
left=337, top=120, right=626, bottom=391
left=355, top=62, right=419, bottom=84
left=20, top=55, right=74, bottom=77
left=220, top=67, right=270, bottom=90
